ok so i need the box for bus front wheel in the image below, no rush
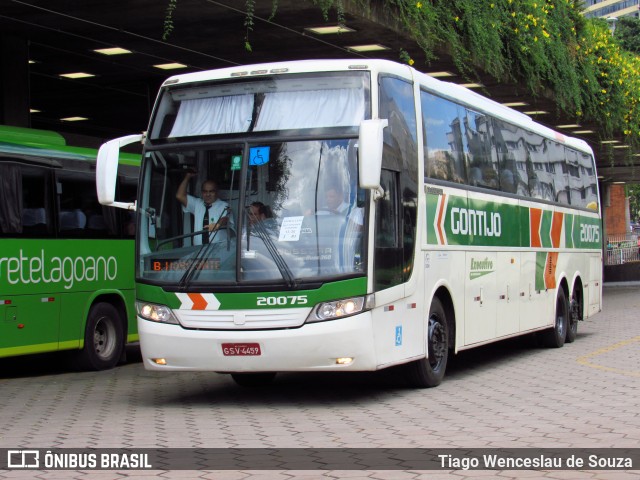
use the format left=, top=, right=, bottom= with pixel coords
left=405, top=297, right=449, bottom=388
left=77, top=302, right=124, bottom=370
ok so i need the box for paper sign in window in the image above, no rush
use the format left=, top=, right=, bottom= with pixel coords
left=278, top=216, right=304, bottom=242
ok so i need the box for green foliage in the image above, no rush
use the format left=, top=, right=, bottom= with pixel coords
left=615, top=16, right=640, bottom=54
left=245, top=0, right=256, bottom=52
left=628, top=184, right=640, bottom=222
left=162, top=0, right=178, bottom=41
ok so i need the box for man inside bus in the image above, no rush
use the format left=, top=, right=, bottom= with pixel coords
left=176, top=171, right=234, bottom=245
left=318, top=185, right=363, bottom=229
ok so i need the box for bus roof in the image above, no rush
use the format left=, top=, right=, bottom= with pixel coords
left=160, top=58, right=593, bottom=157
left=0, top=125, right=140, bottom=166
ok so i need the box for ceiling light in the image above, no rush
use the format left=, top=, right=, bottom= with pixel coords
left=154, top=63, right=188, bottom=70
left=29, top=108, right=41, bottom=113
left=557, top=124, right=581, bottom=129
left=502, top=102, right=528, bottom=107
left=59, top=72, right=95, bottom=79
left=572, top=130, right=594, bottom=134
left=60, top=116, right=88, bottom=122
left=613, top=145, right=630, bottom=149
left=28, top=60, right=36, bottom=64
left=613, top=181, right=626, bottom=184
left=523, top=110, right=548, bottom=115
left=460, top=83, right=483, bottom=89
left=306, top=25, right=354, bottom=34
left=346, top=44, right=389, bottom=52
left=427, top=71, right=454, bottom=78
left=601, top=140, right=620, bottom=144
left=94, top=47, right=132, bottom=55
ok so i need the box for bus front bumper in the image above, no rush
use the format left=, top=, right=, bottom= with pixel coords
left=137, top=312, right=377, bottom=372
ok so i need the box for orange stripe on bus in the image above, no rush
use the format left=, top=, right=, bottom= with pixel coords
left=550, top=211, right=564, bottom=248
left=544, top=252, right=558, bottom=289
left=437, top=193, right=447, bottom=245
left=187, top=293, right=207, bottom=310
left=530, top=208, right=542, bottom=248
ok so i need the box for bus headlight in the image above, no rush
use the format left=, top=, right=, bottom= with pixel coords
left=136, top=301, right=179, bottom=325
left=308, top=294, right=374, bottom=323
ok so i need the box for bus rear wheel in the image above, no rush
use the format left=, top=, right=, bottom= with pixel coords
left=77, top=302, right=124, bottom=371
left=566, top=291, right=582, bottom=344
left=231, top=372, right=276, bottom=387
left=541, top=289, right=568, bottom=348
left=405, top=297, right=449, bottom=388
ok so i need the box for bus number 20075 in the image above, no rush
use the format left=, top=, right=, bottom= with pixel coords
left=256, top=295, right=308, bottom=306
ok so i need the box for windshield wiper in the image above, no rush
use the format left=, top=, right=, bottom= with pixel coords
left=246, top=207, right=297, bottom=289
left=178, top=207, right=230, bottom=289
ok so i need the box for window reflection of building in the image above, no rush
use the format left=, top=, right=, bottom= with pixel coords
left=421, top=88, right=599, bottom=209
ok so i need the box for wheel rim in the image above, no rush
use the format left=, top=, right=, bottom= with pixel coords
left=428, top=315, right=447, bottom=370
left=93, top=316, right=117, bottom=360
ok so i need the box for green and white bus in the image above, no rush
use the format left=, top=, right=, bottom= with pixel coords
left=97, top=59, right=601, bottom=387
left=0, top=125, right=139, bottom=370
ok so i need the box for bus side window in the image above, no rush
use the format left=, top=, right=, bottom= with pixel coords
left=20, top=165, right=52, bottom=237
left=56, top=169, right=114, bottom=238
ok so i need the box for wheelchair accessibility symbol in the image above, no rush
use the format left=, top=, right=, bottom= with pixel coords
left=249, top=146, right=270, bottom=166
left=395, top=325, right=402, bottom=346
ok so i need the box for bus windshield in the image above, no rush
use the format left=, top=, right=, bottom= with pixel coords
left=138, top=138, right=366, bottom=287
left=149, top=71, right=368, bottom=139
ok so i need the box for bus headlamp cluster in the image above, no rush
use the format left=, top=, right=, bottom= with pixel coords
left=136, top=301, right=179, bottom=325
left=309, top=294, right=374, bottom=322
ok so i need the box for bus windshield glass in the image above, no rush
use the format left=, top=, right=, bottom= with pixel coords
left=138, top=139, right=366, bottom=286
left=149, top=71, right=369, bottom=139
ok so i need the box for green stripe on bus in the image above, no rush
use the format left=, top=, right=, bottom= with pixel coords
left=564, top=214, right=574, bottom=248
left=0, top=342, right=60, bottom=358
left=535, top=252, right=547, bottom=291
left=540, top=210, right=553, bottom=248
left=426, top=191, right=600, bottom=250
left=137, top=277, right=368, bottom=310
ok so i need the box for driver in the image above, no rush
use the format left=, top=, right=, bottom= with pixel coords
left=176, top=171, right=234, bottom=245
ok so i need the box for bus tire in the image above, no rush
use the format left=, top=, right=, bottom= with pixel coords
left=566, top=292, right=582, bottom=344
left=405, top=297, right=449, bottom=388
left=542, top=289, right=568, bottom=348
left=77, top=302, right=124, bottom=371
left=231, top=372, right=276, bottom=387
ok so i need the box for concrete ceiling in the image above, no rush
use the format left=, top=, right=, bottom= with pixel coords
left=1, top=0, right=638, bottom=183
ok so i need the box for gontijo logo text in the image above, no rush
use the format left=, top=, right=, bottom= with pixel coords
left=0, top=249, right=117, bottom=290
left=450, top=207, right=502, bottom=237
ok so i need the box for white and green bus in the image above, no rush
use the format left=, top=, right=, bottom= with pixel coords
left=97, top=59, right=601, bottom=387
left=0, top=125, right=139, bottom=370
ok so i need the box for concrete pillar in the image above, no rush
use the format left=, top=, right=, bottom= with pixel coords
left=0, top=35, right=30, bottom=127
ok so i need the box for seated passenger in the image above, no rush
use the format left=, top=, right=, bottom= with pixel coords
left=247, top=202, right=278, bottom=235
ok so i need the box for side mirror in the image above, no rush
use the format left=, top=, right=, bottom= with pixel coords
left=358, top=119, right=388, bottom=190
left=96, top=134, right=143, bottom=210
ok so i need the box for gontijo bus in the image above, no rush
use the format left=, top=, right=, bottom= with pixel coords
left=97, top=59, right=601, bottom=387
left=0, top=125, right=139, bottom=370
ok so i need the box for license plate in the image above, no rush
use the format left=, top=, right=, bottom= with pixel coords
left=221, top=343, right=261, bottom=356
